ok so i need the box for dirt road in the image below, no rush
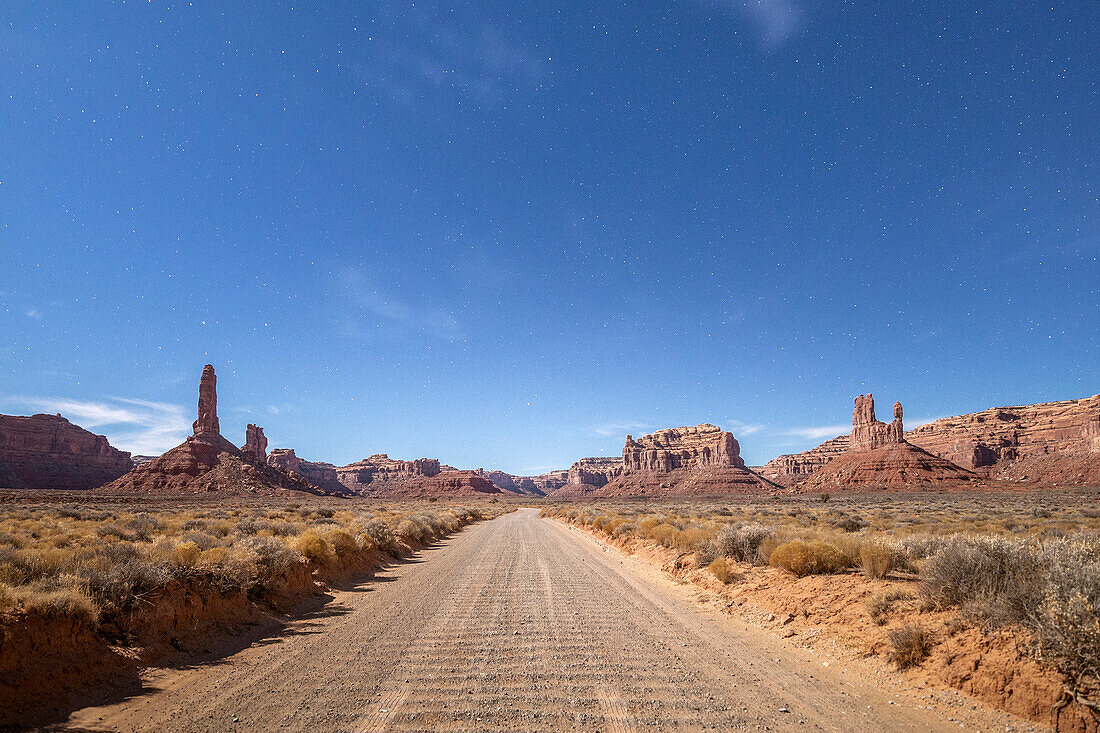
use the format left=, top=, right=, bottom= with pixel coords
left=65, top=509, right=1036, bottom=732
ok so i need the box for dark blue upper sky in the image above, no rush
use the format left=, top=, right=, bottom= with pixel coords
left=2, top=1, right=1097, bottom=472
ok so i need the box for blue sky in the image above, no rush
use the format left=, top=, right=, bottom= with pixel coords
left=1, top=1, right=1097, bottom=473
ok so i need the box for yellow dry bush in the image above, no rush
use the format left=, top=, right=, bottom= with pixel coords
left=172, top=542, right=201, bottom=567
left=859, top=540, right=894, bottom=579
left=649, top=523, right=681, bottom=548
left=675, top=527, right=714, bottom=553
left=638, top=517, right=660, bottom=535
left=769, top=539, right=848, bottom=577
left=326, top=529, right=358, bottom=558
left=708, top=558, right=738, bottom=584
left=294, top=531, right=335, bottom=568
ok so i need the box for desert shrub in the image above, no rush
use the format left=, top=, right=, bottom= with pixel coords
left=180, top=531, right=219, bottom=551
left=358, top=518, right=396, bottom=553
left=395, top=519, right=423, bottom=545
left=820, top=493, right=830, bottom=503
left=832, top=515, right=867, bottom=533
left=638, top=517, right=660, bottom=535
left=769, top=540, right=848, bottom=577
left=695, top=539, right=720, bottom=567
left=172, top=542, right=201, bottom=568
left=240, top=535, right=301, bottom=590
left=675, top=527, right=714, bottom=553
left=1029, top=537, right=1100, bottom=685
left=294, top=531, right=335, bottom=568
left=714, top=522, right=773, bottom=564
left=325, top=529, right=358, bottom=558
left=708, top=558, right=739, bottom=584
left=10, top=583, right=99, bottom=626
left=866, top=588, right=912, bottom=625
left=919, top=535, right=1043, bottom=623
left=611, top=522, right=636, bottom=539
left=649, top=523, right=681, bottom=549
left=860, top=540, right=894, bottom=579
left=889, top=624, right=929, bottom=668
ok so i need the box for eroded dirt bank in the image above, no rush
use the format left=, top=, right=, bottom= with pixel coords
left=59, top=508, right=1039, bottom=732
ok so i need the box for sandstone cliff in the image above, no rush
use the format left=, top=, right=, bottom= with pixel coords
left=98, top=366, right=333, bottom=496
left=763, top=394, right=1100, bottom=487
left=267, top=448, right=348, bottom=494
left=906, top=395, right=1100, bottom=483
left=0, top=414, right=133, bottom=490
left=592, top=424, right=777, bottom=498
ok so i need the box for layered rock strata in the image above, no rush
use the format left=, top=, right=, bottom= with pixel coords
left=800, top=395, right=977, bottom=491
left=592, top=424, right=777, bottom=498
left=0, top=414, right=133, bottom=490
left=267, top=449, right=347, bottom=494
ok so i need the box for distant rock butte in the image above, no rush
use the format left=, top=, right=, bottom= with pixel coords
left=332, top=454, right=500, bottom=497
left=590, top=424, right=778, bottom=498
left=98, top=365, right=332, bottom=496
left=548, top=457, right=623, bottom=499
left=762, top=394, right=1100, bottom=487
left=267, top=448, right=348, bottom=494
left=799, top=395, right=977, bottom=491
left=0, top=413, right=133, bottom=490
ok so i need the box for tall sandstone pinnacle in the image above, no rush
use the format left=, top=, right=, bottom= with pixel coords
left=98, top=365, right=329, bottom=496
left=850, top=394, right=905, bottom=451
left=241, top=424, right=268, bottom=462
left=192, top=364, right=220, bottom=436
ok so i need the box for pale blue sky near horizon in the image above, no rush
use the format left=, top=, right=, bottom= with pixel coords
left=1, top=1, right=1097, bottom=474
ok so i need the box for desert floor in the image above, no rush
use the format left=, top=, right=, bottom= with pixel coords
left=63, top=508, right=1039, bottom=732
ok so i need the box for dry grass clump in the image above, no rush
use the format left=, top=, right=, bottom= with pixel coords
left=888, top=624, right=930, bottom=668
left=859, top=540, right=895, bottom=579
left=768, top=539, right=848, bottom=577
left=707, top=557, right=739, bottom=584
left=866, top=588, right=912, bottom=625
left=0, top=503, right=487, bottom=632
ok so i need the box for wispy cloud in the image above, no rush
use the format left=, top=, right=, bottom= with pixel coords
left=591, top=421, right=652, bottom=437
left=10, top=396, right=191, bottom=456
left=779, top=424, right=850, bottom=441
left=724, top=419, right=766, bottom=435
left=705, top=0, right=805, bottom=48
left=354, top=1, right=546, bottom=107
left=336, top=270, right=464, bottom=342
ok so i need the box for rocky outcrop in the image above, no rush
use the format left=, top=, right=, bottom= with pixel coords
left=241, top=425, right=267, bottom=462
left=591, top=424, right=778, bottom=498
left=192, top=364, right=219, bottom=436
left=335, top=454, right=442, bottom=494
left=850, top=394, right=905, bottom=451
left=98, top=366, right=333, bottom=496
left=621, top=424, right=744, bottom=472
left=758, top=435, right=849, bottom=486
left=566, top=457, right=622, bottom=488
left=0, top=414, right=133, bottom=490
left=799, top=395, right=977, bottom=491
left=767, top=394, right=1100, bottom=487
left=907, top=395, right=1100, bottom=478
left=267, top=449, right=347, bottom=494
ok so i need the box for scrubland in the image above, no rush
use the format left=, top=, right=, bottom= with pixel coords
left=0, top=496, right=498, bottom=726
left=543, top=490, right=1100, bottom=731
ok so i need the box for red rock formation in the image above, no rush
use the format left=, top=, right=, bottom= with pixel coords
left=566, top=457, right=623, bottom=488
left=622, top=424, right=744, bottom=472
left=800, top=395, right=977, bottom=491
left=241, top=424, right=267, bottom=462
left=592, top=424, right=778, bottom=498
left=192, top=364, right=219, bottom=436
left=0, top=414, right=133, bottom=490
left=267, top=449, right=347, bottom=494
left=758, top=435, right=849, bottom=486
left=333, top=466, right=501, bottom=498
left=98, top=366, right=333, bottom=496
left=850, top=394, right=905, bottom=451
left=335, top=454, right=443, bottom=494
left=907, top=395, right=1100, bottom=479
